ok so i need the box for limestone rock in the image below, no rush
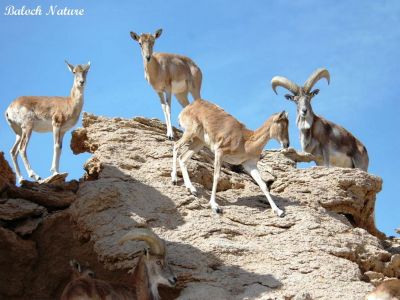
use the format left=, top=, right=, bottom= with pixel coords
left=5, top=178, right=79, bottom=209
left=0, top=151, right=15, bottom=191
left=0, top=227, right=37, bottom=297
left=0, top=198, right=46, bottom=221
left=66, top=114, right=395, bottom=300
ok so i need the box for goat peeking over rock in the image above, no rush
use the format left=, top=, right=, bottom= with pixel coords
left=61, top=229, right=177, bottom=300
left=271, top=68, right=369, bottom=171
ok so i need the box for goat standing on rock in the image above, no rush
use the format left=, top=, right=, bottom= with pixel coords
left=5, top=60, right=90, bottom=183
left=61, top=229, right=177, bottom=300
left=130, top=28, right=203, bottom=140
left=171, top=99, right=289, bottom=217
left=271, top=68, right=369, bottom=171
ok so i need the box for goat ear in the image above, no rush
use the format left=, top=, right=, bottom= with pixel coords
left=311, top=89, right=320, bottom=97
left=70, top=259, right=81, bottom=272
left=65, top=60, right=74, bottom=73
left=84, top=61, right=91, bottom=71
left=278, top=111, right=285, bottom=119
left=284, top=94, right=295, bottom=102
left=154, top=28, right=163, bottom=39
left=285, top=111, right=289, bottom=119
left=130, top=31, right=140, bottom=41
left=144, top=248, right=150, bottom=259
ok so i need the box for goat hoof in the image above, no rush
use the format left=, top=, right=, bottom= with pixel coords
left=189, top=189, right=198, bottom=197
left=172, top=179, right=178, bottom=185
left=266, top=179, right=275, bottom=190
left=212, top=206, right=223, bottom=214
left=276, top=210, right=285, bottom=218
left=167, top=136, right=174, bottom=141
left=31, top=175, right=41, bottom=181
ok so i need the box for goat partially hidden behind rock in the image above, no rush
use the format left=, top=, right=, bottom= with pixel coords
left=365, top=279, right=400, bottom=300
left=61, top=229, right=177, bottom=300
left=271, top=68, right=369, bottom=171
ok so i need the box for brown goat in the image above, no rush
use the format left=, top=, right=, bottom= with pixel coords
left=61, top=229, right=177, bottom=300
left=171, top=99, right=289, bottom=217
left=130, top=28, right=202, bottom=140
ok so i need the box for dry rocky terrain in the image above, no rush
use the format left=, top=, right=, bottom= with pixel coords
left=0, top=113, right=399, bottom=300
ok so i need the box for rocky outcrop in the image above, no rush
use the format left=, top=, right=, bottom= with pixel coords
left=67, top=113, right=398, bottom=300
left=0, top=113, right=398, bottom=300
left=0, top=151, right=15, bottom=191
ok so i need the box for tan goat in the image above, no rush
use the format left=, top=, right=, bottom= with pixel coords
left=5, top=61, right=90, bottom=183
left=130, top=28, right=202, bottom=140
left=171, top=99, right=289, bottom=217
left=271, top=68, right=369, bottom=171
left=61, top=229, right=177, bottom=300
left=365, top=279, right=400, bottom=300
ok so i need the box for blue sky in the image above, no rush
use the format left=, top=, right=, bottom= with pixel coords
left=0, top=0, right=398, bottom=236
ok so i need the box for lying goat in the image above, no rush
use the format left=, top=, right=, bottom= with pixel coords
left=61, top=229, right=177, bottom=300
left=271, top=68, right=369, bottom=171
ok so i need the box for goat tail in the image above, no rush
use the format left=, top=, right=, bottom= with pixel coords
left=352, top=146, right=369, bottom=172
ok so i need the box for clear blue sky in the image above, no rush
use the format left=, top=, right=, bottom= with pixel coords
left=0, top=0, right=398, bottom=236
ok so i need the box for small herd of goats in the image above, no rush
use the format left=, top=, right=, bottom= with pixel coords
left=4, top=29, right=398, bottom=299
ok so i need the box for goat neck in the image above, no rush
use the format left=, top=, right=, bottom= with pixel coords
left=245, top=117, right=274, bottom=155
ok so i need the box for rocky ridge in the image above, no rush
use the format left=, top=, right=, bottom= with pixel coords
left=0, top=113, right=399, bottom=300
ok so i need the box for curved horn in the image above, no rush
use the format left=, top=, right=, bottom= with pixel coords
left=119, top=228, right=165, bottom=256
left=271, top=76, right=300, bottom=95
left=303, top=68, right=330, bottom=93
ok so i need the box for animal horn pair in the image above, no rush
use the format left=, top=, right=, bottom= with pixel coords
left=271, top=68, right=330, bottom=95
left=119, top=228, right=165, bottom=256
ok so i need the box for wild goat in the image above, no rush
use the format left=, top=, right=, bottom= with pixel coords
left=5, top=61, right=90, bottom=183
left=61, top=229, right=177, bottom=300
left=271, top=68, right=369, bottom=171
left=171, top=99, right=289, bottom=217
left=365, top=279, right=400, bottom=300
left=130, top=28, right=202, bottom=140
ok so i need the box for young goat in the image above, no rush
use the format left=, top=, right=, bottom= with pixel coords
left=171, top=99, right=289, bottom=217
left=5, top=61, right=90, bottom=183
left=271, top=68, right=369, bottom=171
left=130, top=28, right=202, bottom=140
left=61, top=229, right=177, bottom=300
left=365, top=279, right=400, bottom=300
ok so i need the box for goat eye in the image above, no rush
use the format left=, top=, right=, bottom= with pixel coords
left=156, top=261, right=162, bottom=265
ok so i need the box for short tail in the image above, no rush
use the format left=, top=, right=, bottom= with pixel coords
left=352, top=146, right=369, bottom=171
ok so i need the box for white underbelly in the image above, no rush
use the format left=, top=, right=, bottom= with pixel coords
left=222, top=155, right=247, bottom=165
left=33, top=119, right=53, bottom=132
left=171, top=80, right=187, bottom=94
left=33, top=118, right=76, bottom=133
left=329, top=151, right=353, bottom=168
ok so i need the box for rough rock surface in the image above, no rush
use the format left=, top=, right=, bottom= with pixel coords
left=0, top=151, right=15, bottom=191
left=63, top=113, right=399, bottom=300
left=0, top=114, right=398, bottom=299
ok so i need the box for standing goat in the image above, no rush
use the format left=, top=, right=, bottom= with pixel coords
left=365, top=279, right=400, bottom=300
left=271, top=68, right=369, bottom=171
left=61, top=229, right=177, bottom=300
left=5, top=61, right=90, bottom=183
left=171, top=99, right=289, bottom=217
left=130, top=28, right=202, bottom=140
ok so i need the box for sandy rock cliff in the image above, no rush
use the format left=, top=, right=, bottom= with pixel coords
left=0, top=112, right=399, bottom=300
